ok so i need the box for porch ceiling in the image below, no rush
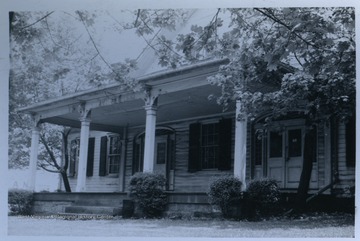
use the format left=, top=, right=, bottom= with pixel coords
left=43, top=83, right=235, bottom=133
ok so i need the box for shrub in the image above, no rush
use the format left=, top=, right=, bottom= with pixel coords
left=208, top=176, right=243, bottom=218
left=8, top=189, right=34, bottom=215
left=246, top=178, right=281, bottom=217
left=129, top=172, right=167, bottom=218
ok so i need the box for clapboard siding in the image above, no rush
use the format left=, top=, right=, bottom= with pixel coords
left=316, top=124, right=326, bottom=188
left=67, top=130, right=123, bottom=192
left=334, top=123, right=355, bottom=193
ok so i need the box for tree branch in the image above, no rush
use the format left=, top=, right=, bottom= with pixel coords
left=134, top=9, right=141, bottom=27
left=76, top=11, right=123, bottom=81
left=19, top=11, right=54, bottom=30
left=254, top=8, right=319, bottom=49
left=39, top=134, right=61, bottom=170
left=39, top=164, right=60, bottom=173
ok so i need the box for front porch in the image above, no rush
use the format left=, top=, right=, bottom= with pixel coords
left=31, top=191, right=355, bottom=218
left=20, top=59, right=249, bottom=193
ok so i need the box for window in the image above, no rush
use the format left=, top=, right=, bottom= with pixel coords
left=188, top=119, right=232, bottom=172
left=269, top=131, right=283, bottom=158
left=108, top=136, right=122, bottom=174
left=99, top=135, right=122, bottom=176
left=288, top=129, right=302, bottom=157
left=156, top=142, right=167, bottom=164
left=201, top=123, right=219, bottom=169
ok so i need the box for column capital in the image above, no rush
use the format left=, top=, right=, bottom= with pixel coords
left=144, top=87, right=159, bottom=108
left=235, top=99, right=247, bottom=122
left=31, top=114, right=41, bottom=129
left=78, top=102, right=91, bottom=122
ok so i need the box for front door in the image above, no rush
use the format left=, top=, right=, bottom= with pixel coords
left=267, top=125, right=305, bottom=189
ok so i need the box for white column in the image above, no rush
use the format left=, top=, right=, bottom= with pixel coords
left=234, top=100, right=247, bottom=190
left=143, top=104, right=157, bottom=172
left=29, top=125, right=40, bottom=191
left=76, top=110, right=91, bottom=192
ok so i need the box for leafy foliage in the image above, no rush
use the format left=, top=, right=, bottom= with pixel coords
left=199, top=8, right=355, bottom=124
left=246, top=178, right=281, bottom=217
left=8, top=9, right=189, bottom=169
left=8, top=189, right=34, bottom=215
left=129, top=172, right=167, bottom=218
left=208, top=176, right=243, bottom=217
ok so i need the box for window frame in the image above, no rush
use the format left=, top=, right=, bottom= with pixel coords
left=200, top=122, right=220, bottom=170
left=107, top=135, right=122, bottom=175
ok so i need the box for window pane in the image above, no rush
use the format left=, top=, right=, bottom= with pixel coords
left=288, top=129, right=302, bottom=157
left=109, top=136, right=121, bottom=174
left=109, top=156, right=120, bottom=174
left=110, top=136, right=121, bottom=154
left=201, top=123, right=219, bottom=169
left=157, top=142, right=166, bottom=164
left=269, top=131, right=283, bottom=158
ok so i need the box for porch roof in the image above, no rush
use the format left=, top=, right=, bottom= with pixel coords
left=19, top=58, right=234, bottom=133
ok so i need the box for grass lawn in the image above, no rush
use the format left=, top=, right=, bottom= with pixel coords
left=7, top=212, right=355, bottom=238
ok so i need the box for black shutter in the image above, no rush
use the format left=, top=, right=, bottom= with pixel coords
left=218, top=118, right=232, bottom=170
left=346, top=114, right=355, bottom=167
left=86, top=137, right=95, bottom=177
left=188, top=123, right=201, bottom=172
left=99, top=136, right=108, bottom=176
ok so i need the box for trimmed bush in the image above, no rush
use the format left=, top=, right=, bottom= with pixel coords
left=8, top=189, right=34, bottom=215
left=208, top=176, right=243, bottom=218
left=246, top=178, right=281, bottom=217
left=129, top=172, right=167, bottom=218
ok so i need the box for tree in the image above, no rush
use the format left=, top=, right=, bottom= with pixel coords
left=163, top=8, right=355, bottom=210
left=137, top=8, right=354, bottom=209
left=38, top=126, right=72, bottom=192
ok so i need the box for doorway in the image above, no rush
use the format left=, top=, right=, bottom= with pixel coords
left=133, top=127, right=175, bottom=190
left=257, top=120, right=318, bottom=189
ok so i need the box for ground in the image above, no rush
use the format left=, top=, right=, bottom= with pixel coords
left=7, top=212, right=355, bottom=238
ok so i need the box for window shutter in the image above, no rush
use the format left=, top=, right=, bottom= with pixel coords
left=99, top=136, right=108, bottom=176
left=188, top=123, right=201, bottom=172
left=86, top=137, right=95, bottom=177
left=218, top=118, right=232, bottom=170
left=346, top=114, right=355, bottom=167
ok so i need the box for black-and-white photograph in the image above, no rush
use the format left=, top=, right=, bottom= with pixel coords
left=1, top=0, right=357, bottom=239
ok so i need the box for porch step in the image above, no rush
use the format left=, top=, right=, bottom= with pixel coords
left=64, top=205, right=122, bottom=216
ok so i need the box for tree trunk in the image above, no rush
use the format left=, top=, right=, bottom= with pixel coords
left=60, top=171, right=72, bottom=192
left=61, top=128, right=72, bottom=192
left=294, top=126, right=317, bottom=211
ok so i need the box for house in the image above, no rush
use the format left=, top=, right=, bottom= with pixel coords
left=16, top=9, right=355, bottom=215
left=18, top=57, right=355, bottom=214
